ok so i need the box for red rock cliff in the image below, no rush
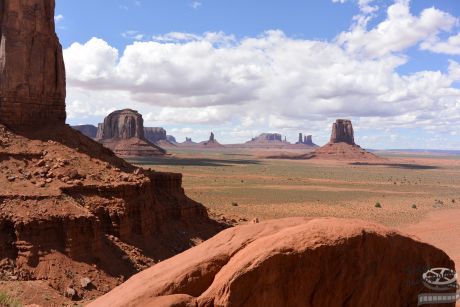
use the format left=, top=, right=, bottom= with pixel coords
left=0, top=0, right=66, bottom=130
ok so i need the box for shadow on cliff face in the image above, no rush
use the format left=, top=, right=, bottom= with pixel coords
left=350, top=162, right=440, bottom=170
left=128, top=156, right=262, bottom=167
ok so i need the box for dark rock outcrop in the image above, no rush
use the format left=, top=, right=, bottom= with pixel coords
left=0, top=0, right=66, bottom=130
left=144, top=127, right=167, bottom=144
left=167, top=135, right=177, bottom=143
left=331, top=119, right=355, bottom=145
left=304, top=135, right=316, bottom=146
left=72, top=125, right=98, bottom=138
left=296, top=133, right=317, bottom=147
left=89, top=217, right=455, bottom=307
left=97, top=109, right=165, bottom=157
left=200, top=132, right=224, bottom=148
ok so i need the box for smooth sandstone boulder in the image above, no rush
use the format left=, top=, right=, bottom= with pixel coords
left=89, top=217, right=455, bottom=307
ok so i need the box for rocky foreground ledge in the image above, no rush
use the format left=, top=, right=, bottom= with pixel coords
left=89, top=217, right=455, bottom=307
left=0, top=124, right=224, bottom=300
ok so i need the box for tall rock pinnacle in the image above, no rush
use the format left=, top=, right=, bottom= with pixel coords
left=330, top=119, right=355, bottom=145
left=0, top=0, right=66, bottom=130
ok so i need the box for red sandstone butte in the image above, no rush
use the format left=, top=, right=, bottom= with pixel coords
left=312, top=119, right=380, bottom=160
left=89, top=217, right=455, bottom=307
left=0, top=0, right=66, bottom=130
left=97, top=109, right=166, bottom=157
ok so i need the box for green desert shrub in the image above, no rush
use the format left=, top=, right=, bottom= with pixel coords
left=0, top=291, right=22, bottom=307
left=375, top=202, right=382, bottom=208
left=412, top=204, right=417, bottom=209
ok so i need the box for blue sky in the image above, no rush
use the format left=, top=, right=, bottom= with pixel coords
left=55, top=0, right=460, bottom=149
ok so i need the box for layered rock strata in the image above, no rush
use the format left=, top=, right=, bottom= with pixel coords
left=0, top=0, right=66, bottom=130
left=97, top=109, right=166, bottom=157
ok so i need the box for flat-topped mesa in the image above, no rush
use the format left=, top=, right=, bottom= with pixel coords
left=248, top=133, right=283, bottom=143
left=97, top=109, right=165, bottom=156
left=331, top=119, right=355, bottom=145
left=100, top=109, right=144, bottom=140
left=144, top=127, right=167, bottom=143
left=72, top=124, right=97, bottom=138
left=0, top=0, right=66, bottom=130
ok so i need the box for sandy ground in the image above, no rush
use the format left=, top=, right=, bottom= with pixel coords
left=401, top=208, right=460, bottom=267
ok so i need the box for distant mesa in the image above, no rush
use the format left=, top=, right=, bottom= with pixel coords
left=247, top=133, right=286, bottom=144
left=312, top=119, right=380, bottom=160
left=97, top=109, right=166, bottom=157
left=144, top=127, right=166, bottom=143
left=72, top=124, right=98, bottom=139
left=73, top=123, right=177, bottom=148
left=144, top=127, right=176, bottom=147
left=166, top=135, right=177, bottom=143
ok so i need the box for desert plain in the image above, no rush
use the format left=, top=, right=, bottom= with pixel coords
left=130, top=148, right=460, bottom=264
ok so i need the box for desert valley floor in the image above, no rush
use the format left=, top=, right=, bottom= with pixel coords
left=130, top=148, right=460, bottom=264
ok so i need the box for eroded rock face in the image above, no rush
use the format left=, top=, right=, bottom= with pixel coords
left=248, top=133, right=283, bottom=143
left=166, top=135, right=177, bottom=143
left=89, top=218, right=455, bottom=307
left=331, top=119, right=355, bottom=145
left=144, top=127, right=166, bottom=143
left=97, top=109, right=165, bottom=156
left=72, top=125, right=97, bottom=138
left=0, top=0, right=66, bottom=130
left=100, top=109, right=144, bottom=140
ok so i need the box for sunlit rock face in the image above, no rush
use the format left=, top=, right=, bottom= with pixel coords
left=0, top=0, right=66, bottom=130
left=330, top=119, right=355, bottom=145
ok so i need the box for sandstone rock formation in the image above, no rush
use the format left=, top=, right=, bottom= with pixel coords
left=312, top=119, right=379, bottom=160
left=72, top=125, right=98, bottom=138
left=304, top=135, right=315, bottom=146
left=0, top=1, right=223, bottom=302
left=100, top=109, right=144, bottom=140
left=166, top=135, right=177, bottom=143
left=97, top=109, right=166, bottom=157
left=331, top=119, right=355, bottom=145
left=247, top=133, right=284, bottom=143
left=144, top=127, right=166, bottom=144
left=0, top=0, right=66, bottom=130
left=144, top=127, right=176, bottom=148
left=95, top=123, right=104, bottom=140
left=199, top=132, right=224, bottom=148
left=89, top=217, right=455, bottom=307
left=296, top=133, right=317, bottom=147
